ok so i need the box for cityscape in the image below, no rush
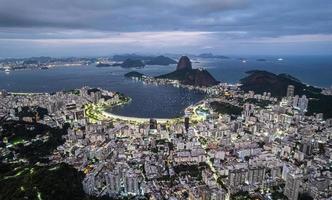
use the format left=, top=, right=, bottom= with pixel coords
left=1, top=1, right=332, bottom=200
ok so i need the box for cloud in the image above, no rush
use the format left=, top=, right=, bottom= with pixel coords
left=0, top=31, right=213, bottom=45
left=0, top=0, right=331, bottom=56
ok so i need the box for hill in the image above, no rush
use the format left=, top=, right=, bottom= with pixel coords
left=198, top=53, right=229, bottom=59
left=240, top=70, right=321, bottom=97
left=240, top=70, right=332, bottom=118
left=0, top=163, right=87, bottom=200
left=121, top=58, right=145, bottom=68
left=124, top=71, right=144, bottom=78
left=112, top=54, right=154, bottom=62
left=145, top=55, right=177, bottom=65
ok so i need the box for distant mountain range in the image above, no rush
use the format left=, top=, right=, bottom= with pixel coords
left=240, top=70, right=332, bottom=118
left=197, top=53, right=229, bottom=59
left=112, top=54, right=155, bottom=62
left=109, top=54, right=177, bottom=68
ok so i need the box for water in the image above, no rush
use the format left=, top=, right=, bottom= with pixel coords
left=1, top=55, right=332, bottom=118
left=198, top=55, right=332, bottom=87
left=0, top=64, right=204, bottom=118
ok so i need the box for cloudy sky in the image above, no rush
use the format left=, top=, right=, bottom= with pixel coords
left=0, top=0, right=331, bottom=57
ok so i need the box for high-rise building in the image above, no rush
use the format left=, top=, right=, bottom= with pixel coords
left=293, top=95, right=299, bottom=108
left=298, top=95, right=308, bottom=113
left=87, top=88, right=102, bottom=103
left=105, top=170, right=121, bottom=195
left=124, top=170, right=141, bottom=195
left=247, top=166, right=266, bottom=186
left=287, top=85, right=295, bottom=97
left=284, top=172, right=302, bottom=200
left=82, top=174, right=96, bottom=195
left=0, top=90, right=7, bottom=98
left=184, top=116, right=189, bottom=131
left=228, top=168, right=248, bottom=189
left=149, top=118, right=157, bottom=129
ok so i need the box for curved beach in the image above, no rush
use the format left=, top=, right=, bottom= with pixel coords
left=102, top=110, right=174, bottom=123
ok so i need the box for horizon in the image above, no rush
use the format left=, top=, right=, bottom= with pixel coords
left=0, top=0, right=332, bottom=57
left=1, top=53, right=332, bottom=60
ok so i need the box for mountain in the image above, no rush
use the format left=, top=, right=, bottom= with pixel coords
left=124, top=71, right=144, bottom=78
left=121, top=58, right=145, bottom=68
left=198, top=53, right=229, bottom=59
left=240, top=70, right=332, bottom=118
left=112, top=54, right=176, bottom=67
left=112, top=54, right=154, bottom=62
left=240, top=70, right=320, bottom=97
left=145, top=56, right=177, bottom=65
left=176, top=56, right=192, bottom=71
left=156, top=56, right=219, bottom=87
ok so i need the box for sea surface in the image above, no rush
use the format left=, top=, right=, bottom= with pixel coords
left=0, top=55, right=331, bottom=118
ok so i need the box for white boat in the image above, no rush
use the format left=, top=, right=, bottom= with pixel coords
left=4, top=68, right=10, bottom=73
left=277, top=58, right=283, bottom=61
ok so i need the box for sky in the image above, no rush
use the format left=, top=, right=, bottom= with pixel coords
left=0, top=0, right=331, bottom=57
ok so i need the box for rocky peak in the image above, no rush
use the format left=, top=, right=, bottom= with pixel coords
left=176, top=56, right=192, bottom=71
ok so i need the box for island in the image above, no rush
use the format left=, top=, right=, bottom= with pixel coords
left=124, top=71, right=144, bottom=79
left=120, top=58, right=145, bottom=68
left=256, top=58, right=267, bottom=62
left=145, top=55, right=177, bottom=65
left=198, top=53, right=229, bottom=59
left=96, top=63, right=111, bottom=67
left=112, top=54, right=176, bottom=67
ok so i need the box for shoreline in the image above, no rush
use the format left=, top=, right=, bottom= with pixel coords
left=101, top=110, right=174, bottom=123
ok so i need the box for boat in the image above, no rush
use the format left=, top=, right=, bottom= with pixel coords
left=4, top=68, right=10, bottom=73
left=277, top=58, right=284, bottom=61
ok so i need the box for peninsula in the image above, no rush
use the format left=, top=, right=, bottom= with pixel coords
left=156, top=56, right=219, bottom=87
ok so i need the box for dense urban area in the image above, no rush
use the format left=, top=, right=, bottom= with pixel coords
left=1, top=68, right=331, bottom=200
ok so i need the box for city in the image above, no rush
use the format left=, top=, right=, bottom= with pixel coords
left=1, top=0, right=332, bottom=200
left=1, top=73, right=331, bottom=199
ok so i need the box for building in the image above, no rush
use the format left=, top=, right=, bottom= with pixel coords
left=105, top=170, right=122, bottom=196
left=247, top=166, right=266, bottom=188
left=298, top=95, right=308, bottom=113
left=185, top=116, right=190, bottom=131
left=150, top=118, right=157, bottom=129
left=287, top=85, right=295, bottom=97
left=284, top=172, right=302, bottom=200
left=124, top=169, right=141, bottom=195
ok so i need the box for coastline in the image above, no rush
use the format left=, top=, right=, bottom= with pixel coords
left=101, top=110, right=174, bottom=123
